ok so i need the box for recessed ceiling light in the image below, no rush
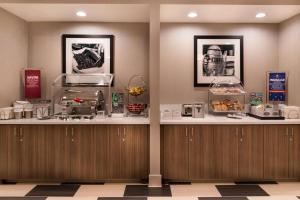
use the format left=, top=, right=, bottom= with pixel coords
left=256, top=12, right=266, bottom=18
left=187, top=12, right=198, bottom=18
left=76, top=11, right=87, bottom=17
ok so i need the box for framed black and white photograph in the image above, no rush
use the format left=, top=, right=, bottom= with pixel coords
left=62, top=34, right=114, bottom=85
left=194, top=35, right=244, bottom=87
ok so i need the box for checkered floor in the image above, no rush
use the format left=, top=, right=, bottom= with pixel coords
left=0, top=182, right=299, bottom=200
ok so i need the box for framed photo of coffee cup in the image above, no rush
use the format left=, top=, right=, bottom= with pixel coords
left=62, top=34, right=114, bottom=86
left=194, top=35, right=244, bottom=87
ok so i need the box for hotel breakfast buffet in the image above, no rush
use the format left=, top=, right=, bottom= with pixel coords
left=0, top=0, right=299, bottom=200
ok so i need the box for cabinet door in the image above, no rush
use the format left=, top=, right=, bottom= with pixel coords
left=45, top=125, right=70, bottom=180
left=70, top=125, right=96, bottom=180
left=189, top=125, right=214, bottom=180
left=213, top=125, right=239, bottom=179
left=106, top=125, right=121, bottom=179
left=19, top=125, right=48, bottom=179
left=162, top=125, right=189, bottom=180
left=264, top=125, right=289, bottom=179
left=0, top=125, right=8, bottom=179
left=120, top=125, right=149, bottom=179
left=7, top=125, right=21, bottom=179
left=289, top=125, right=300, bottom=179
left=238, top=125, right=264, bottom=180
left=94, top=125, right=109, bottom=179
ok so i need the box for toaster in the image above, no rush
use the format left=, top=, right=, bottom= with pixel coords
left=182, top=104, right=193, bottom=116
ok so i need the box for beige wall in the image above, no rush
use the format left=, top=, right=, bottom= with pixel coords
left=0, top=8, right=28, bottom=107
left=278, top=14, right=300, bottom=106
left=28, top=22, right=149, bottom=99
left=160, top=23, right=279, bottom=104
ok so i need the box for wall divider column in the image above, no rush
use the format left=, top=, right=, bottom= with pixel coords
left=148, top=2, right=161, bottom=187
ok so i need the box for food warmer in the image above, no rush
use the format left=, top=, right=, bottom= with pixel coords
left=52, top=73, right=113, bottom=119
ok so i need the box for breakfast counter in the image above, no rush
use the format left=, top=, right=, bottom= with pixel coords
left=0, top=117, right=150, bottom=125
left=161, top=115, right=300, bottom=125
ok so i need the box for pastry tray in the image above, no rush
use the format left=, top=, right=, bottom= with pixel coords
left=248, top=113, right=285, bottom=120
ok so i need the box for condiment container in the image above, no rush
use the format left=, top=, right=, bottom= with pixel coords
left=0, top=107, right=14, bottom=120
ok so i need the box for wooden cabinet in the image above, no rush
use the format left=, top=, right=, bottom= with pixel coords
left=162, top=125, right=265, bottom=181
left=264, top=125, right=290, bottom=179
left=7, top=125, right=70, bottom=180
left=238, top=125, right=264, bottom=180
left=162, top=125, right=189, bottom=180
left=289, top=125, right=300, bottom=179
left=0, top=126, right=8, bottom=179
left=70, top=125, right=96, bottom=180
left=213, top=125, right=239, bottom=179
left=44, top=125, right=70, bottom=180
left=7, top=125, right=21, bottom=179
left=94, top=125, right=109, bottom=180
left=263, top=125, right=300, bottom=179
left=189, top=125, right=214, bottom=180
left=120, top=125, right=149, bottom=179
left=106, top=125, right=149, bottom=180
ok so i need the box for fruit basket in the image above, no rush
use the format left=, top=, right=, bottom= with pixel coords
left=127, top=103, right=145, bottom=114
left=126, top=75, right=148, bottom=117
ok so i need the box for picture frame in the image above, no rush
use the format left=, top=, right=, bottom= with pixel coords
left=62, top=34, right=114, bottom=86
left=194, top=35, right=244, bottom=87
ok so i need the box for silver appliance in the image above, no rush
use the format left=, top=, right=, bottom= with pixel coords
left=182, top=104, right=193, bottom=116
left=192, top=103, right=205, bottom=118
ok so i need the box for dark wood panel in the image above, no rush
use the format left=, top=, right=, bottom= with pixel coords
left=213, top=125, right=239, bottom=179
left=45, top=125, right=70, bottom=180
left=264, top=125, right=289, bottom=179
left=94, top=125, right=109, bottom=179
left=0, top=125, right=8, bottom=179
left=289, top=125, right=300, bottom=179
left=120, top=125, right=149, bottom=179
left=7, top=125, right=20, bottom=179
left=70, top=125, right=96, bottom=180
left=20, top=125, right=48, bottom=179
left=238, top=125, right=264, bottom=180
left=106, top=125, right=121, bottom=179
left=162, top=125, right=189, bottom=180
left=189, top=125, right=214, bottom=180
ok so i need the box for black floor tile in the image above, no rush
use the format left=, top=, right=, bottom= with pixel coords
left=124, top=185, right=171, bottom=197
left=166, top=181, right=192, bottom=185
left=98, top=198, right=147, bottom=200
left=0, top=198, right=46, bottom=200
left=198, top=198, right=248, bottom=200
left=61, top=181, right=104, bottom=185
left=25, top=184, right=80, bottom=197
left=235, top=181, right=277, bottom=185
left=216, top=185, right=269, bottom=197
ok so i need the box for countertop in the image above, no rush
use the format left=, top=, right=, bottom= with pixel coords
left=0, top=117, right=150, bottom=125
left=1, top=115, right=300, bottom=125
left=161, top=115, right=300, bottom=125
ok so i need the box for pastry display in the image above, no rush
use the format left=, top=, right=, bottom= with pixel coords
left=211, top=99, right=243, bottom=112
left=209, top=87, right=245, bottom=95
left=208, top=80, right=246, bottom=114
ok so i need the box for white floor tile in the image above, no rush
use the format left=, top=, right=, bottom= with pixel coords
left=248, top=196, right=299, bottom=200
left=47, top=197, right=98, bottom=200
left=74, top=184, right=125, bottom=197
left=260, top=182, right=300, bottom=196
left=0, top=184, right=35, bottom=196
left=171, top=183, right=221, bottom=197
left=149, top=197, right=198, bottom=200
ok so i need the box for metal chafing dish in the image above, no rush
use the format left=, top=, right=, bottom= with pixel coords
left=52, top=74, right=113, bottom=118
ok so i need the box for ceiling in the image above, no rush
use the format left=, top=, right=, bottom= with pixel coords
left=0, top=3, right=299, bottom=23
left=160, top=5, right=300, bottom=23
left=0, top=4, right=150, bottom=22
